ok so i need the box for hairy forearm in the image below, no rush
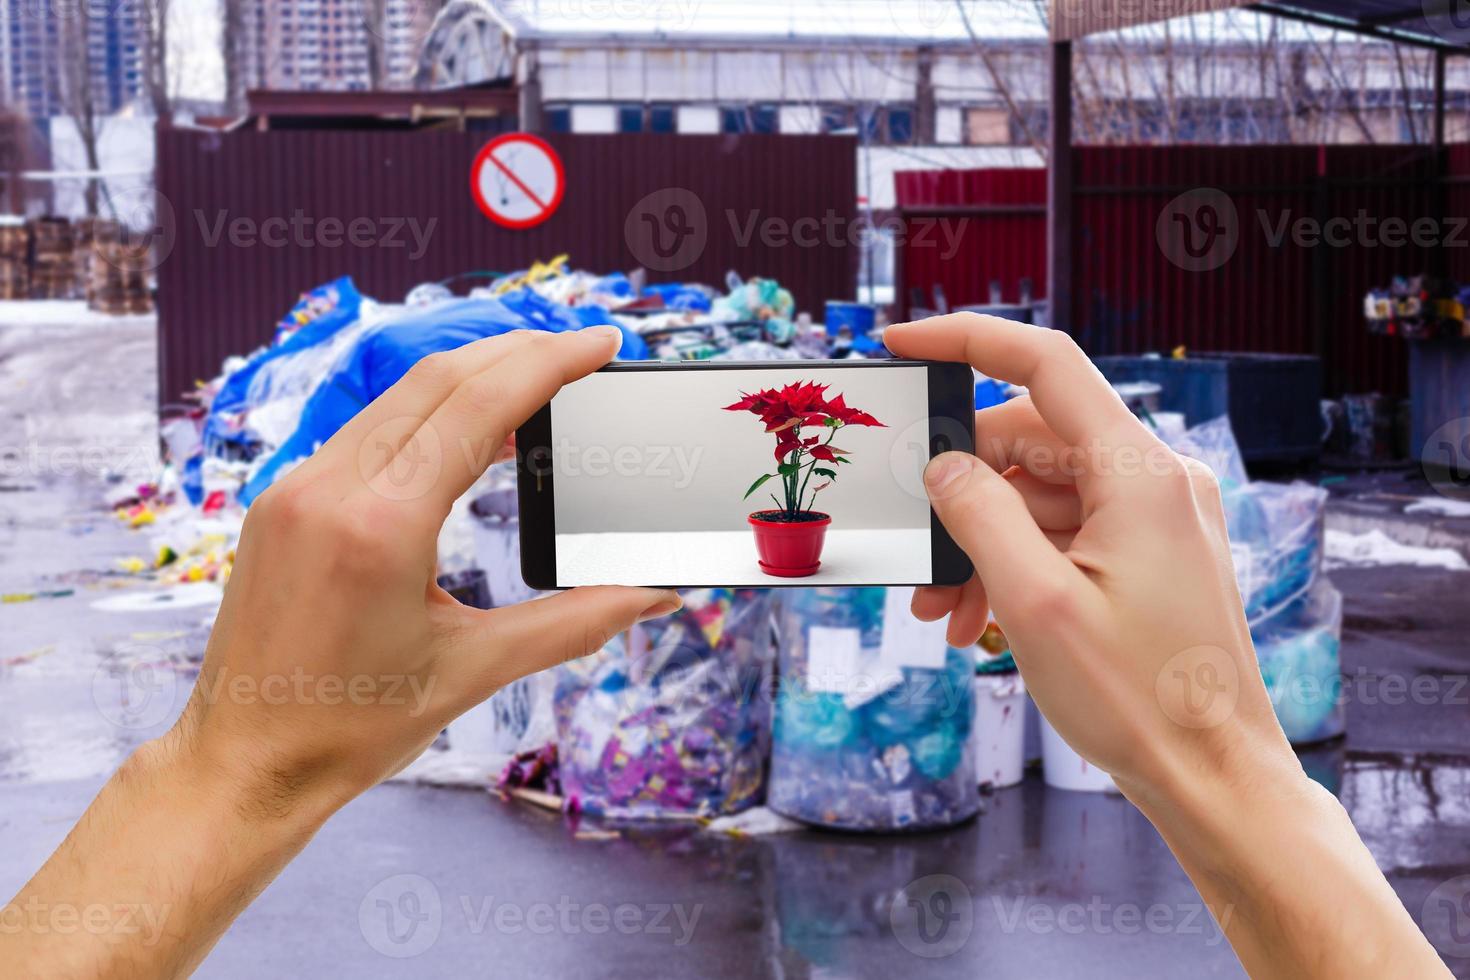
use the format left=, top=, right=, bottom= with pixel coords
left=1130, top=755, right=1449, bottom=980
left=1, top=732, right=333, bottom=979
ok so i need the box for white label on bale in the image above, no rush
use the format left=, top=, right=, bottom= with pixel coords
left=807, top=626, right=862, bottom=694
left=880, top=587, right=949, bottom=670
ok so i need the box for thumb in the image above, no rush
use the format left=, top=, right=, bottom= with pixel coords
left=441, top=587, right=682, bottom=710
left=924, top=452, right=1080, bottom=617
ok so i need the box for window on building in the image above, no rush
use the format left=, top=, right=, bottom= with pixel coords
left=887, top=106, right=914, bottom=144
left=545, top=105, right=572, bottom=133
left=649, top=104, right=675, bottom=133
left=617, top=104, right=644, bottom=133
left=721, top=104, right=778, bottom=134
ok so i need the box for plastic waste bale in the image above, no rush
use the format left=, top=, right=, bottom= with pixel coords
left=1252, top=580, right=1345, bottom=745
left=1168, top=415, right=1328, bottom=623
left=1223, top=480, right=1328, bottom=622
left=553, top=589, right=775, bottom=819
left=768, top=588, right=979, bottom=832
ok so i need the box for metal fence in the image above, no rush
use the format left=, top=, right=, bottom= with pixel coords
left=154, top=130, right=858, bottom=406
left=895, top=144, right=1467, bottom=397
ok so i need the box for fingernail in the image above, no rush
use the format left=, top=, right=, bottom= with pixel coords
left=584, top=324, right=624, bottom=355
left=636, top=591, right=682, bottom=623
left=925, top=453, right=974, bottom=496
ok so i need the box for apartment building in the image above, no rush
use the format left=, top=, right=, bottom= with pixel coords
left=239, top=0, right=441, bottom=92
left=1, top=0, right=144, bottom=119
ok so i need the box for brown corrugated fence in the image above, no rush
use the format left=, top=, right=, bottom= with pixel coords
left=155, top=130, right=858, bottom=406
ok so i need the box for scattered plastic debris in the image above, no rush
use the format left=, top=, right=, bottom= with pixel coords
left=91, top=583, right=225, bottom=613
left=704, top=806, right=805, bottom=837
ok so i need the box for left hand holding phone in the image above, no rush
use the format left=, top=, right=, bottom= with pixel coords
left=1, top=327, right=681, bottom=979
left=195, top=325, right=684, bottom=812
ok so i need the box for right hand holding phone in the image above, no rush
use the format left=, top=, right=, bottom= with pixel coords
left=885, top=314, right=1300, bottom=809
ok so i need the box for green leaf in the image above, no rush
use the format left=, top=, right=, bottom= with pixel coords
left=833, top=457, right=852, bottom=465
left=777, top=461, right=800, bottom=476
left=813, top=468, right=838, bottom=479
left=743, top=473, right=778, bottom=499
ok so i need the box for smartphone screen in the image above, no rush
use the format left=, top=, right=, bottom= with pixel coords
left=517, top=360, right=974, bottom=589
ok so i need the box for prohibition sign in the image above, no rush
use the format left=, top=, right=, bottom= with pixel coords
left=470, top=133, right=566, bottom=229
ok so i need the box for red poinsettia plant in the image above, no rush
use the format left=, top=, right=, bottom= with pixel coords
left=723, top=381, right=886, bottom=518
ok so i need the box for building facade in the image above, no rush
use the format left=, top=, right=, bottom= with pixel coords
left=238, top=0, right=441, bottom=92
left=1, top=0, right=144, bottom=119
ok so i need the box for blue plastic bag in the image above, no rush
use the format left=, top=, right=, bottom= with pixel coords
left=239, top=289, right=646, bottom=505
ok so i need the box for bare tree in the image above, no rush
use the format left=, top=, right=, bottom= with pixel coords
left=135, top=0, right=173, bottom=123
left=222, top=0, right=252, bottom=114
left=54, top=7, right=105, bottom=215
left=360, top=0, right=390, bottom=89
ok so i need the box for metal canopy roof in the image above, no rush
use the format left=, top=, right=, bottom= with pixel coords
left=1052, top=0, right=1470, bottom=50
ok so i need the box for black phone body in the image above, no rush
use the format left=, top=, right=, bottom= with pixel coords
left=516, top=359, right=976, bottom=590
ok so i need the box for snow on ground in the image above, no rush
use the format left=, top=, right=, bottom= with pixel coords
left=1405, top=497, right=1470, bottom=519
left=1326, top=528, right=1470, bottom=572
left=0, top=302, right=160, bottom=484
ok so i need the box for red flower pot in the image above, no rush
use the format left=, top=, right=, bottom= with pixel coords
left=748, top=511, right=831, bottom=578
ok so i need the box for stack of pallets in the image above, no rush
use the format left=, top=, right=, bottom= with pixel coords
left=28, top=216, right=77, bottom=300
left=88, top=229, right=154, bottom=315
left=0, top=218, right=29, bottom=300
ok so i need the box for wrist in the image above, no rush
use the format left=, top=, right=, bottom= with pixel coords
left=132, top=723, right=339, bottom=848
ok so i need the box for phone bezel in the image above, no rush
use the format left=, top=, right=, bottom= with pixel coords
left=516, top=358, right=976, bottom=590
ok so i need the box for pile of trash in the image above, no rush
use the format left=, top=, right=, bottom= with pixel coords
left=150, top=262, right=884, bottom=526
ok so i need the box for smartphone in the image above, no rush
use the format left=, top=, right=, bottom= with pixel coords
left=516, top=359, right=976, bottom=589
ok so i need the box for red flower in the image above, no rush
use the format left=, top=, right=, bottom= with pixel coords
left=726, top=380, right=887, bottom=515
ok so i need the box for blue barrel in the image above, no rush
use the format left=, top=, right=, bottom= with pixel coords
left=824, top=301, right=877, bottom=337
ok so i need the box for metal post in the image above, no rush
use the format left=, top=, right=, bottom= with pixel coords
left=1047, top=40, right=1073, bottom=334
left=1434, top=48, right=1447, bottom=150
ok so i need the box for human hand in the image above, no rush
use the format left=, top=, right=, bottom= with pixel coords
left=884, top=314, right=1294, bottom=807
left=886, top=314, right=1454, bottom=978
left=172, top=326, right=682, bottom=818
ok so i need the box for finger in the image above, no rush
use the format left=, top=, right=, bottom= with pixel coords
left=912, top=585, right=961, bottom=622
left=975, top=397, right=1076, bottom=486
left=1005, top=468, right=1083, bottom=531
left=320, top=330, right=543, bottom=477
left=923, top=451, right=1091, bottom=621
left=1043, top=528, right=1077, bottom=552
left=885, top=314, right=1155, bottom=456
left=438, top=586, right=682, bottom=711
left=370, top=326, right=623, bottom=518
left=943, top=574, right=991, bottom=647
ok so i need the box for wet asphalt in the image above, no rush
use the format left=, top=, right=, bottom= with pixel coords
left=2, top=311, right=1469, bottom=977
left=2, top=475, right=1469, bottom=979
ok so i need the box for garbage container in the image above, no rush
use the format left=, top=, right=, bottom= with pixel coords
left=1094, top=353, right=1322, bottom=465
